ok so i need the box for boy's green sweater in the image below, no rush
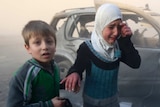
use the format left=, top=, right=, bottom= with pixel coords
left=6, top=58, right=60, bottom=107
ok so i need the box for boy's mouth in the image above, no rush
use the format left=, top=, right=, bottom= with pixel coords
left=42, top=52, right=50, bottom=56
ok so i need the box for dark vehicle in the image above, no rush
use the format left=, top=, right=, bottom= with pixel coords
left=50, top=2, right=160, bottom=107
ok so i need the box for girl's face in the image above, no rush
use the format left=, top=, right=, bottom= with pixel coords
left=102, top=19, right=122, bottom=45
left=25, top=35, right=56, bottom=64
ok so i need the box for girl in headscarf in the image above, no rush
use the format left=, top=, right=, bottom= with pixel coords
left=61, top=3, right=141, bottom=107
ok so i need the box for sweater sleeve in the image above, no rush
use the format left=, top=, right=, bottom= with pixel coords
left=6, top=69, right=54, bottom=107
left=67, top=42, right=89, bottom=79
left=118, top=36, right=141, bottom=68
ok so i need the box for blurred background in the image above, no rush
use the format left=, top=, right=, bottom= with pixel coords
left=0, top=0, right=94, bottom=36
left=0, top=0, right=159, bottom=107
left=0, top=0, right=159, bottom=36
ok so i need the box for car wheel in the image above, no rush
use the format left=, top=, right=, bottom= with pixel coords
left=58, top=60, right=72, bottom=79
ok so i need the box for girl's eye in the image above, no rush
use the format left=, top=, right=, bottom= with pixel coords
left=118, top=25, right=121, bottom=30
left=108, top=25, right=114, bottom=29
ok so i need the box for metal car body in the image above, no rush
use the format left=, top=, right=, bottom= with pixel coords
left=50, top=1, right=160, bottom=107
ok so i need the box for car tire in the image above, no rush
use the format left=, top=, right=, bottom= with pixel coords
left=58, top=60, right=72, bottom=79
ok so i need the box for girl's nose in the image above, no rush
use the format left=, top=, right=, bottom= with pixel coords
left=113, top=27, right=119, bottom=36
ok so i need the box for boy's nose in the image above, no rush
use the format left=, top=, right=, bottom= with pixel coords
left=42, top=42, right=48, bottom=50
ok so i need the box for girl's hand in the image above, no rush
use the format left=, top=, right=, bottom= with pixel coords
left=60, top=72, right=81, bottom=93
left=120, top=22, right=132, bottom=37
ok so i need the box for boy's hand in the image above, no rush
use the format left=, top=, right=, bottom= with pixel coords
left=51, top=97, right=65, bottom=107
left=120, top=22, right=132, bottom=37
left=60, top=72, right=81, bottom=93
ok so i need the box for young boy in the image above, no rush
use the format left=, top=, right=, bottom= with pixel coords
left=6, top=20, right=66, bottom=107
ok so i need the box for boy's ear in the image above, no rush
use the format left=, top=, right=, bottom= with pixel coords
left=24, top=44, right=31, bottom=54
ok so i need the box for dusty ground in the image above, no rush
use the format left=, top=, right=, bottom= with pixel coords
left=0, top=35, right=31, bottom=107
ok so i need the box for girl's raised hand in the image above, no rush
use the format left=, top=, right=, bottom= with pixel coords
left=120, top=22, right=132, bottom=37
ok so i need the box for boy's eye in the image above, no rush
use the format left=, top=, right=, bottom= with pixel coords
left=33, top=41, right=41, bottom=45
left=48, top=40, right=53, bottom=43
left=46, top=40, right=54, bottom=44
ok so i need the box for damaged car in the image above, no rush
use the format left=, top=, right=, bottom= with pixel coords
left=50, top=2, right=160, bottom=107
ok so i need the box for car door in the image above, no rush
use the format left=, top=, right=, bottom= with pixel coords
left=118, top=10, right=160, bottom=107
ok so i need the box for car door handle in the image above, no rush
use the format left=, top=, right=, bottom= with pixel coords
left=66, top=44, right=75, bottom=47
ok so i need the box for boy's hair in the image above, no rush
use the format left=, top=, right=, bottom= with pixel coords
left=22, top=20, right=56, bottom=46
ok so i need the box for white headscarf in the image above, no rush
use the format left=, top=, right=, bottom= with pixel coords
left=91, top=3, right=122, bottom=61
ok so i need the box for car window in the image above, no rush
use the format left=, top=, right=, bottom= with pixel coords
left=123, top=11, right=160, bottom=48
left=70, top=13, right=159, bottom=48
left=50, top=17, right=68, bottom=32
left=56, top=18, right=67, bottom=31
left=72, top=14, right=95, bottom=39
left=56, top=9, right=160, bottom=48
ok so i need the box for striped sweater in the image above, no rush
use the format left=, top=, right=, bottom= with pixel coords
left=6, top=58, right=60, bottom=107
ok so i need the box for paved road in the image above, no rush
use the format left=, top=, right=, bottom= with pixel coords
left=0, top=35, right=83, bottom=107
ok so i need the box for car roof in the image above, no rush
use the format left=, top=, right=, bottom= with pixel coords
left=51, top=5, right=160, bottom=33
left=53, top=7, right=96, bottom=18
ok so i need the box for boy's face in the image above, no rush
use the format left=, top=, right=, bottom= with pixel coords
left=102, top=19, right=122, bottom=45
left=25, top=35, right=56, bottom=63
